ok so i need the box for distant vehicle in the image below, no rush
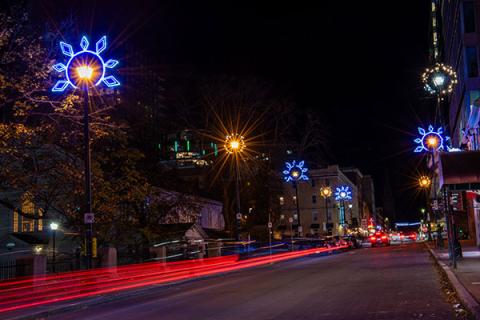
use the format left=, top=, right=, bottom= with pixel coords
left=370, top=231, right=390, bottom=247
left=389, top=232, right=401, bottom=241
left=342, top=235, right=361, bottom=249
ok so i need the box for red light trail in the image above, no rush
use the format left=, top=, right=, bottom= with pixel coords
left=0, top=246, right=346, bottom=315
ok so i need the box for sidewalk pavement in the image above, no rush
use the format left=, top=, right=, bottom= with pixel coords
left=428, top=242, right=480, bottom=319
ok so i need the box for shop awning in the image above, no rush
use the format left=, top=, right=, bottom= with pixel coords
left=438, top=151, right=480, bottom=190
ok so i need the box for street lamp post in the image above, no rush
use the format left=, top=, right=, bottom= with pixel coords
left=320, top=186, right=333, bottom=235
left=283, top=161, right=309, bottom=237
left=51, top=36, right=120, bottom=269
left=419, top=175, right=432, bottom=241
left=224, top=134, right=245, bottom=241
left=335, top=186, right=352, bottom=235
left=50, top=222, right=59, bottom=273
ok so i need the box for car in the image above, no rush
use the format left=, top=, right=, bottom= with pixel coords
left=370, top=232, right=390, bottom=247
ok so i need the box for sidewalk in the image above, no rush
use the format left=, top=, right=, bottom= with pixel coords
left=428, top=242, right=480, bottom=319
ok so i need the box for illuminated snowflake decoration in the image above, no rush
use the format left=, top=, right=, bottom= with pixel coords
left=283, top=160, right=309, bottom=182
left=51, top=36, right=120, bottom=92
left=335, top=186, right=352, bottom=201
left=422, top=63, right=457, bottom=96
left=414, top=125, right=450, bottom=153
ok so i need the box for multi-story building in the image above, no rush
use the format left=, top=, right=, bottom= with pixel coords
left=433, top=0, right=480, bottom=245
left=278, top=165, right=375, bottom=237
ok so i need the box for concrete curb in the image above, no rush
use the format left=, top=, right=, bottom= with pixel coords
left=426, top=244, right=480, bottom=320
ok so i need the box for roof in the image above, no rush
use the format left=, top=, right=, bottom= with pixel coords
left=11, top=232, right=49, bottom=245
left=150, top=223, right=207, bottom=240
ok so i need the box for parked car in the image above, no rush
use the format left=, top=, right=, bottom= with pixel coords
left=370, top=231, right=390, bottom=247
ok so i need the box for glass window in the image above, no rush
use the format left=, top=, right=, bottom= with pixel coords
left=466, top=47, right=479, bottom=77
left=312, top=211, right=318, bottom=221
left=279, top=196, right=285, bottom=206
left=312, top=195, right=317, bottom=204
left=311, top=179, right=316, bottom=187
left=463, top=1, right=476, bottom=33
left=13, top=210, right=18, bottom=233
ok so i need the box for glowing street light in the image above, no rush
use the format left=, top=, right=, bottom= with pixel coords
left=418, top=176, right=431, bottom=189
left=320, top=186, right=333, bottom=234
left=414, top=125, right=449, bottom=153
left=335, top=186, right=352, bottom=234
left=224, top=134, right=246, bottom=240
left=283, top=160, right=309, bottom=237
left=422, top=63, right=457, bottom=96
left=50, top=222, right=59, bottom=273
left=224, top=134, right=245, bottom=154
left=52, top=36, right=120, bottom=269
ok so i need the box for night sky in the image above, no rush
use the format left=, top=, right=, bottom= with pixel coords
left=35, top=0, right=434, bottom=221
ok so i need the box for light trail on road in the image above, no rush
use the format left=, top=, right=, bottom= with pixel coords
left=0, top=246, right=346, bottom=314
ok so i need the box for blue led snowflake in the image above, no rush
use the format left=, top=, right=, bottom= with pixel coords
left=283, top=160, right=309, bottom=182
left=335, top=186, right=352, bottom=201
left=414, top=125, right=449, bottom=153
left=52, top=36, right=120, bottom=92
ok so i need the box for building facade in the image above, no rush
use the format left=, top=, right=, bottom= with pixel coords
left=279, top=165, right=375, bottom=237
left=434, top=0, right=480, bottom=245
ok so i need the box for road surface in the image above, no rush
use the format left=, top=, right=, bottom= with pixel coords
left=48, top=243, right=453, bottom=320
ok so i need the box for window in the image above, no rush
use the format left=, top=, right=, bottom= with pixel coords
left=312, top=211, right=318, bottom=221
left=466, top=47, right=479, bottom=77
left=293, top=196, right=297, bottom=204
left=279, top=196, right=285, bottom=206
left=311, top=179, right=316, bottom=187
left=463, top=1, right=476, bottom=33
left=13, top=210, right=18, bottom=233
left=312, top=195, right=317, bottom=204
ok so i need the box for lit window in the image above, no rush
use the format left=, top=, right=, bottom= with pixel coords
left=279, top=197, right=285, bottom=205
left=13, top=210, right=18, bottom=233
left=293, top=196, right=297, bottom=204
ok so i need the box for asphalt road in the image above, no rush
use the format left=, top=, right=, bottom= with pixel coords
left=50, top=243, right=454, bottom=320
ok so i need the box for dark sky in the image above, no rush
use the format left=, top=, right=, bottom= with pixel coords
left=35, top=0, right=434, bottom=221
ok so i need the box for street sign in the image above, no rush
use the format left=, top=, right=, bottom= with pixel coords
left=268, top=222, right=272, bottom=228
left=288, top=217, right=293, bottom=223
left=236, top=213, right=242, bottom=220
left=450, top=192, right=464, bottom=211
left=84, top=213, right=95, bottom=224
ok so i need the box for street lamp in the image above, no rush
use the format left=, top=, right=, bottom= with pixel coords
left=224, top=134, right=245, bottom=240
left=320, top=186, right=333, bottom=235
left=283, top=160, right=309, bottom=237
left=52, top=36, right=120, bottom=269
left=418, top=175, right=431, bottom=189
left=50, top=222, right=59, bottom=273
left=335, top=186, right=352, bottom=235
left=418, top=175, right=432, bottom=240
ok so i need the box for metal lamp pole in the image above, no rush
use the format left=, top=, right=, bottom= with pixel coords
left=235, top=156, right=241, bottom=241
left=294, top=181, right=301, bottom=236
left=50, top=222, right=58, bottom=273
left=51, top=35, right=121, bottom=270
left=83, top=88, right=93, bottom=269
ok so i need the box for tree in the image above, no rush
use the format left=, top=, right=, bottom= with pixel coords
left=0, top=6, right=155, bottom=251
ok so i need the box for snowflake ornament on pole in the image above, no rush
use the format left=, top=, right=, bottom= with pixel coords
left=414, top=125, right=450, bottom=153
left=51, top=36, right=120, bottom=92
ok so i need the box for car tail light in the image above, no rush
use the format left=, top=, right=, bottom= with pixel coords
left=370, top=236, right=376, bottom=241
left=381, top=236, right=387, bottom=239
